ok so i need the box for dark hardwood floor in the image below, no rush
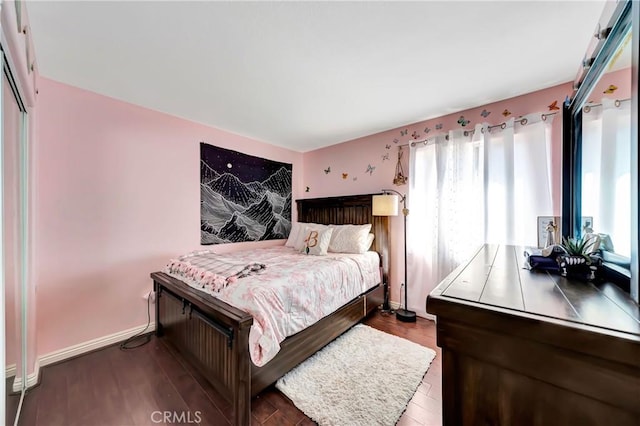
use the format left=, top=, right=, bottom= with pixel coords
left=6, top=377, right=20, bottom=425
left=17, top=311, right=442, bottom=426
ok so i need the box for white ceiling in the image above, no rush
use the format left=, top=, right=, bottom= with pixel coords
left=27, top=1, right=606, bottom=152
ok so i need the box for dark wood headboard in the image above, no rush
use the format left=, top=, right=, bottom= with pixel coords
left=295, top=193, right=390, bottom=287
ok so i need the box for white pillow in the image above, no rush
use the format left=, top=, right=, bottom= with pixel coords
left=365, top=233, right=375, bottom=251
left=328, top=224, right=373, bottom=254
left=300, top=226, right=333, bottom=256
left=285, top=222, right=303, bottom=248
left=294, top=223, right=329, bottom=250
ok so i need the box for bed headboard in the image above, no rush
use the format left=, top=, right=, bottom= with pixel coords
left=295, top=193, right=390, bottom=286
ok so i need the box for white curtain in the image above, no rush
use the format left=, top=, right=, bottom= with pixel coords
left=582, top=98, right=631, bottom=256
left=407, top=125, right=484, bottom=316
left=407, top=115, right=553, bottom=317
left=484, top=114, right=553, bottom=245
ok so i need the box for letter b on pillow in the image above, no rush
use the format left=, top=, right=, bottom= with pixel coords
left=302, top=227, right=333, bottom=255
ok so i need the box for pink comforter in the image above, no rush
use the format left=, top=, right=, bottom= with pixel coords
left=165, top=246, right=380, bottom=366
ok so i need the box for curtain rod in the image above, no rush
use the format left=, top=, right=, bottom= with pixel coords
left=583, top=97, right=630, bottom=113
left=397, top=111, right=559, bottom=148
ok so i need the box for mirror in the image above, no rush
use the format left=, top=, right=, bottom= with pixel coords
left=580, top=26, right=632, bottom=278
left=3, top=53, right=28, bottom=425
left=563, top=0, right=639, bottom=303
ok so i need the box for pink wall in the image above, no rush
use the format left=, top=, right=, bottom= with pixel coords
left=35, top=78, right=304, bottom=355
left=27, top=54, right=635, bottom=357
left=303, top=82, right=576, bottom=305
left=589, top=67, right=632, bottom=102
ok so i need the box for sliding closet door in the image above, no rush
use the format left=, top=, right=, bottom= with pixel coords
left=3, top=53, right=27, bottom=426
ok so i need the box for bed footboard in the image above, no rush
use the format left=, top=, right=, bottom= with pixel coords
left=151, top=274, right=383, bottom=426
left=152, top=272, right=253, bottom=426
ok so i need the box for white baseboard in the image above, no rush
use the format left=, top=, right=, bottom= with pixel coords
left=12, top=322, right=155, bottom=392
left=388, top=301, right=436, bottom=321
left=420, top=313, right=436, bottom=321
left=6, top=363, right=16, bottom=378
left=39, top=322, right=156, bottom=368
left=12, top=360, right=39, bottom=392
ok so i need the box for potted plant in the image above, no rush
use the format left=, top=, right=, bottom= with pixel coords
left=557, top=236, right=601, bottom=280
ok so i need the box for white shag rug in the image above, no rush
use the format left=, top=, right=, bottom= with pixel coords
left=275, top=324, right=436, bottom=426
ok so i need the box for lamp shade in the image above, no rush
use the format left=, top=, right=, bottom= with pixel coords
left=372, top=194, right=399, bottom=216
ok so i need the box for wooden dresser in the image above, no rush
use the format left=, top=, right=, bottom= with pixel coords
left=426, top=244, right=640, bottom=426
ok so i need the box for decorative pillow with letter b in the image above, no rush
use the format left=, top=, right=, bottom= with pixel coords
left=301, top=227, right=333, bottom=256
left=293, top=223, right=329, bottom=251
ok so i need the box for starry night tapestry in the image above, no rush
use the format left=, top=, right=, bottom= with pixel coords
left=200, top=143, right=292, bottom=245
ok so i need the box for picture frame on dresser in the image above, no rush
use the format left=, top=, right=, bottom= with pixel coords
left=537, top=216, right=560, bottom=248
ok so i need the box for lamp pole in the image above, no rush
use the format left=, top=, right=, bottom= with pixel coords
left=381, top=189, right=416, bottom=322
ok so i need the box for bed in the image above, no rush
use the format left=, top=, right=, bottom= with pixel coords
left=150, top=193, right=390, bottom=425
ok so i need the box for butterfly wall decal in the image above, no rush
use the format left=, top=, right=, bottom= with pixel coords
left=393, top=138, right=399, bottom=144
left=480, top=109, right=491, bottom=118
left=435, top=123, right=443, bottom=130
left=457, top=115, right=470, bottom=127
left=342, top=173, right=348, bottom=180
left=411, top=131, right=420, bottom=140
left=353, top=177, right=357, bottom=181
left=400, top=129, right=408, bottom=136
left=365, top=164, right=376, bottom=175
left=324, top=166, right=331, bottom=174
left=382, top=153, right=390, bottom=161
left=603, top=84, right=618, bottom=94
left=548, top=100, right=560, bottom=111
left=385, top=144, right=391, bottom=149
left=305, top=186, right=310, bottom=192
left=424, top=127, right=431, bottom=134
left=502, top=109, right=512, bottom=117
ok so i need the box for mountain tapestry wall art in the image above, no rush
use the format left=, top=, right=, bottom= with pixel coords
left=200, top=143, right=292, bottom=245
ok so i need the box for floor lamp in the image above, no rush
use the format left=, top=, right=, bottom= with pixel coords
left=372, top=190, right=416, bottom=323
